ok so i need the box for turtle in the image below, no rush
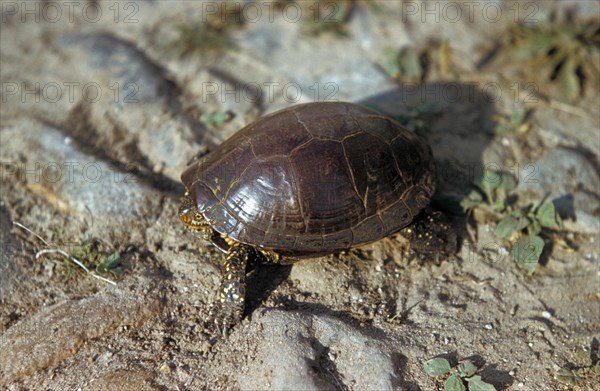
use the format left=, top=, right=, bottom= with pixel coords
left=179, top=101, right=436, bottom=335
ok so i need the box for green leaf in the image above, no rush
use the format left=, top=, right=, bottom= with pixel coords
left=506, top=210, right=532, bottom=234
left=516, top=216, right=531, bottom=232
left=492, top=198, right=506, bottom=213
left=458, top=360, right=478, bottom=378
left=494, top=173, right=518, bottom=204
left=105, top=252, right=121, bottom=268
left=495, top=215, right=520, bottom=239
left=557, top=56, right=580, bottom=101
left=555, top=368, right=583, bottom=385
left=512, top=235, right=544, bottom=274
left=72, top=241, right=94, bottom=260
left=499, top=172, right=518, bottom=193
left=460, top=190, right=483, bottom=212
left=466, top=375, right=496, bottom=391
left=536, top=202, right=558, bottom=228
left=511, top=208, right=524, bottom=218
left=383, top=48, right=401, bottom=79
left=475, top=172, right=502, bottom=200
left=200, top=111, right=232, bottom=127
left=444, top=373, right=466, bottom=391
left=510, top=29, right=555, bottom=60
left=423, top=357, right=453, bottom=377
left=96, top=252, right=122, bottom=277
left=511, top=107, right=526, bottom=126
left=397, top=47, right=423, bottom=82
left=96, top=264, right=109, bottom=274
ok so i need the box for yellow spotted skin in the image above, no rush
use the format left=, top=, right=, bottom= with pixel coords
left=211, top=243, right=250, bottom=336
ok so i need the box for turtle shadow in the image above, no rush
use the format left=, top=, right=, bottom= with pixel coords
left=359, top=82, right=499, bottom=263
left=244, top=263, right=293, bottom=318
left=463, top=354, right=514, bottom=389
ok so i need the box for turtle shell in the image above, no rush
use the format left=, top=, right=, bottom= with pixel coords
left=181, top=102, right=436, bottom=256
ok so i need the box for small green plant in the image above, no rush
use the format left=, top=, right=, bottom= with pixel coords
left=200, top=110, right=235, bottom=128
left=383, top=46, right=424, bottom=83
left=61, top=241, right=93, bottom=280
left=555, top=349, right=600, bottom=386
left=423, top=358, right=496, bottom=391
left=383, top=40, right=453, bottom=82
left=460, top=171, right=561, bottom=274
left=164, top=1, right=245, bottom=57
left=493, top=107, right=531, bottom=135
left=12, top=221, right=120, bottom=285
left=493, top=15, right=600, bottom=101
left=95, top=252, right=123, bottom=280
left=69, top=241, right=123, bottom=280
left=460, top=171, right=518, bottom=213
left=169, top=23, right=234, bottom=56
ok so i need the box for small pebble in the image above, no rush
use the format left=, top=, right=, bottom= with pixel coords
left=542, top=310, right=552, bottom=318
left=159, top=363, right=171, bottom=373
left=484, top=324, right=493, bottom=330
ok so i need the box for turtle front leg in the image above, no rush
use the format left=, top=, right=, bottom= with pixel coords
left=210, top=243, right=252, bottom=337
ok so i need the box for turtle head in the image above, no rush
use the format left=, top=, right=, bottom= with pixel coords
left=179, top=191, right=212, bottom=238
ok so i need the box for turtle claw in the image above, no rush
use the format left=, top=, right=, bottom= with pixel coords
left=209, top=300, right=243, bottom=338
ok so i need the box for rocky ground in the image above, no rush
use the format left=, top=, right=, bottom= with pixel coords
left=1, top=1, right=599, bottom=390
